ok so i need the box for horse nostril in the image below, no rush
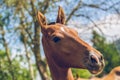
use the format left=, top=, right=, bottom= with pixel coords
left=90, top=55, right=98, bottom=64
left=100, top=55, right=103, bottom=61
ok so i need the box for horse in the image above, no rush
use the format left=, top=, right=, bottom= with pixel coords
left=90, top=66, right=120, bottom=80
left=37, top=6, right=105, bottom=80
left=102, top=66, right=120, bottom=80
left=89, top=76, right=101, bottom=80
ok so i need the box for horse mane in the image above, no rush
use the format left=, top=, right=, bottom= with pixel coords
left=48, top=22, right=56, bottom=25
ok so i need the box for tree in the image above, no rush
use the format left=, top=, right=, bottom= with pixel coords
left=0, top=50, right=37, bottom=80
left=0, top=13, right=37, bottom=80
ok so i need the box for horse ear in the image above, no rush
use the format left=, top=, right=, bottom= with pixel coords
left=56, top=6, right=66, bottom=24
left=37, top=11, right=47, bottom=32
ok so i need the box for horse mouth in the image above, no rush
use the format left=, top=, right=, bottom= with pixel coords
left=89, top=69, right=102, bottom=75
left=86, top=63, right=104, bottom=75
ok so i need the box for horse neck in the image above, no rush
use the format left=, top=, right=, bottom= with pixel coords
left=42, top=37, right=74, bottom=80
left=103, top=73, right=114, bottom=80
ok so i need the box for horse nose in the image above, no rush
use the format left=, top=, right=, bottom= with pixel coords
left=90, top=54, right=103, bottom=65
left=90, top=55, right=99, bottom=64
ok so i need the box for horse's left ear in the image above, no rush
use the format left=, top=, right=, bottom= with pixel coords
left=37, top=11, right=47, bottom=33
left=56, top=6, right=66, bottom=24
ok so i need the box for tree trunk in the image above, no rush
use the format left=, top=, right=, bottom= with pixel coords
left=33, top=21, right=49, bottom=80
left=24, top=41, right=35, bottom=80
left=1, top=28, right=15, bottom=80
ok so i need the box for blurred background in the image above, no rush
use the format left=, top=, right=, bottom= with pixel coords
left=0, top=0, right=120, bottom=80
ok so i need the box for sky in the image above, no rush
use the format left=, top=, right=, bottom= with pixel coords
left=77, top=14, right=120, bottom=43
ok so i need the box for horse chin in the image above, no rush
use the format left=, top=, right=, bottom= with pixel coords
left=86, top=64, right=104, bottom=75
left=89, top=69, right=103, bottom=75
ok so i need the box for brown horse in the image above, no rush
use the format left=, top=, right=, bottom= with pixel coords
left=37, top=6, right=105, bottom=80
left=89, top=76, right=101, bottom=80
left=90, top=66, right=120, bottom=80
left=102, top=66, right=120, bottom=80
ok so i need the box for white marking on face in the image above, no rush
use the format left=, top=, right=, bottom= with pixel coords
left=61, top=27, right=65, bottom=32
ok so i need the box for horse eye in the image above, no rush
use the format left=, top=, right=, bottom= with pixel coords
left=52, top=37, right=61, bottom=43
left=115, top=71, right=120, bottom=76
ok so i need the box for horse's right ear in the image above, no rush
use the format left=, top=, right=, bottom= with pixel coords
left=56, top=6, right=66, bottom=24
left=37, top=11, right=47, bottom=32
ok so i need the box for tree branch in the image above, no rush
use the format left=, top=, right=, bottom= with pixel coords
left=0, top=26, right=15, bottom=80
left=42, top=0, right=50, bottom=14
left=33, top=21, right=49, bottom=80
left=82, top=1, right=120, bottom=11
left=66, top=0, right=82, bottom=23
left=75, top=14, right=104, bottom=35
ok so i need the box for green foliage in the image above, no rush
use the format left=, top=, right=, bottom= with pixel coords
left=92, top=31, right=120, bottom=75
left=0, top=14, right=4, bottom=27
left=72, top=68, right=91, bottom=78
left=0, top=50, right=35, bottom=80
left=0, top=50, right=6, bottom=57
